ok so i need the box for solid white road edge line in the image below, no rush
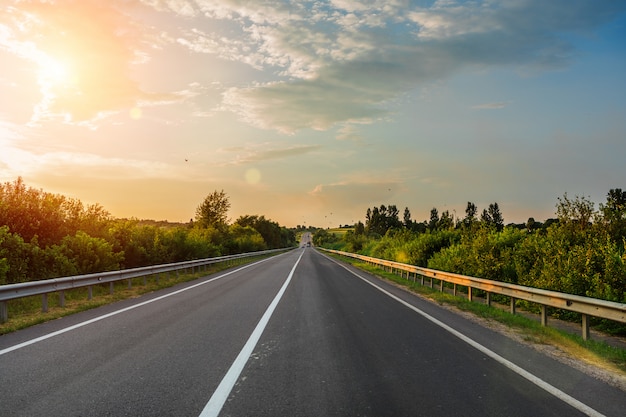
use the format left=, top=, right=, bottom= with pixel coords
left=0, top=254, right=284, bottom=357
left=324, top=253, right=606, bottom=417
left=198, top=249, right=305, bottom=417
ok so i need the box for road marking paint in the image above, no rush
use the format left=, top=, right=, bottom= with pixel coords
left=0, top=255, right=283, bottom=357
left=324, top=254, right=606, bottom=417
left=199, top=249, right=304, bottom=417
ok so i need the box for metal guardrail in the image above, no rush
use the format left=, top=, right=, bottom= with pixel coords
left=321, top=248, right=626, bottom=340
left=0, top=248, right=290, bottom=323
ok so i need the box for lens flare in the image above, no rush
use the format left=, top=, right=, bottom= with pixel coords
left=245, top=168, right=261, bottom=185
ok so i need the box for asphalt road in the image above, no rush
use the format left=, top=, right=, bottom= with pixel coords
left=1, top=248, right=624, bottom=416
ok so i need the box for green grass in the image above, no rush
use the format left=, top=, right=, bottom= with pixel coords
left=331, top=254, right=626, bottom=374
left=0, top=255, right=272, bottom=335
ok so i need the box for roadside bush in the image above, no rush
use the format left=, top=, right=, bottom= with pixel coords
left=58, top=231, right=123, bottom=275
left=429, top=227, right=522, bottom=283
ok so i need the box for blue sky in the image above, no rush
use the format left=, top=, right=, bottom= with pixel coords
left=1, top=0, right=625, bottom=228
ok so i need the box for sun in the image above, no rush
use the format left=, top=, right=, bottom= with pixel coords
left=38, top=54, right=71, bottom=86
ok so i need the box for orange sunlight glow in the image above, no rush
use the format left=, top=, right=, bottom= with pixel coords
left=7, top=0, right=146, bottom=124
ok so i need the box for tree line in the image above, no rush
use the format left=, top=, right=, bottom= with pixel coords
left=0, top=178, right=295, bottom=285
left=314, top=190, right=626, bottom=317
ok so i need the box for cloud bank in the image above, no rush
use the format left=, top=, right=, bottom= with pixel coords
left=163, top=0, right=625, bottom=133
left=3, top=0, right=624, bottom=131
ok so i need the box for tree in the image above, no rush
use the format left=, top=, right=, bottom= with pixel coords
left=354, top=221, right=365, bottom=236
left=365, top=204, right=401, bottom=236
left=600, top=188, right=626, bottom=243
left=556, top=193, right=594, bottom=234
left=403, top=207, right=412, bottom=229
left=438, top=210, right=454, bottom=230
left=428, top=208, right=439, bottom=231
left=489, top=203, right=504, bottom=231
left=463, top=202, right=477, bottom=229
left=234, top=215, right=294, bottom=249
left=481, top=203, right=504, bottom=231
left=195, top=190, right=230, bottom=229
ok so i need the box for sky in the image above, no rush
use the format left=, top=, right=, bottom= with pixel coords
left=1, top=0, right=625, bottom=229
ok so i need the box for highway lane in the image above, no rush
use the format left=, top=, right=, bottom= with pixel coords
left=218, top=250, right=624, bottom=417
left=1, top=248, right=625, bottom=416
left=0, top=252, right=300, bottom=416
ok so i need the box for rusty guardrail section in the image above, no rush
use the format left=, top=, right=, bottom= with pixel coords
left=321, top=248, right=626, bottom=340
left=0, top=248, right=290, bottom=323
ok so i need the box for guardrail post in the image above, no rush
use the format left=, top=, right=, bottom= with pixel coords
left=127, top=279, right=132, bottom=289
left=486, top=292, right=491, bottom=307
left=540, top=305, right=548, bottom=326
left=582, top=314, right=590, bottom=340
left=0, top=301, right=7, bottom=323
left=510, top=297, right=516, bottom=315
left=109, top=282, right=114, bottom=295
left=453, top=284, right=457, bottom=296
left=467, top=287, right=472, bottom=302
left=59, top=291, right=65, bottom=308
left=440, top=279, right=444, bottom=292
left=42, top=293, right=48, bottom=313
left=420, top=275, right=424, bottom=286
left=88, top=286, right=93, bottom=300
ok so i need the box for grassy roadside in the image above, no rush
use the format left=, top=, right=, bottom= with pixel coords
left=0, top=255, right=272, bottom=335
left=327, top=253, right=626, bottom=375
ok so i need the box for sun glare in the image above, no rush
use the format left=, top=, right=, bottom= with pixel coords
left=38, top=54, right=70, bottom=85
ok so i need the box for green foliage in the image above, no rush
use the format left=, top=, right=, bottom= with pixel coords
left=108, top=220, right=162, bottom=268
left=350, top=228, right=460, bottom=267
left=515, top=225, right=626, bottom=303
left=0, top=257, right=7, bottom=284
left=58, top=231, right=123, bottom=274
left=343, top=229, right=368, bottom=252
left=480, top=202, right=504, bottom=231
left=429, top=227, right=523, bottom=283
left=234, top=215, right=295, bottom=249
left=556, top=193, right=595, bottom=237
left=599, top=188, right=626, bottom=247
left=0, top=179, right=294, bottom=284
left=320, top=191, right=626, bottom=311
left=365, top=204, right=402, bottom=236
left=225, top=224, right=267, bottom=253
left=312, top=229, right=339, bottom=247
left=0, top=226, right=29, bottom=284
left=0, top=177, right=111, bottom=246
